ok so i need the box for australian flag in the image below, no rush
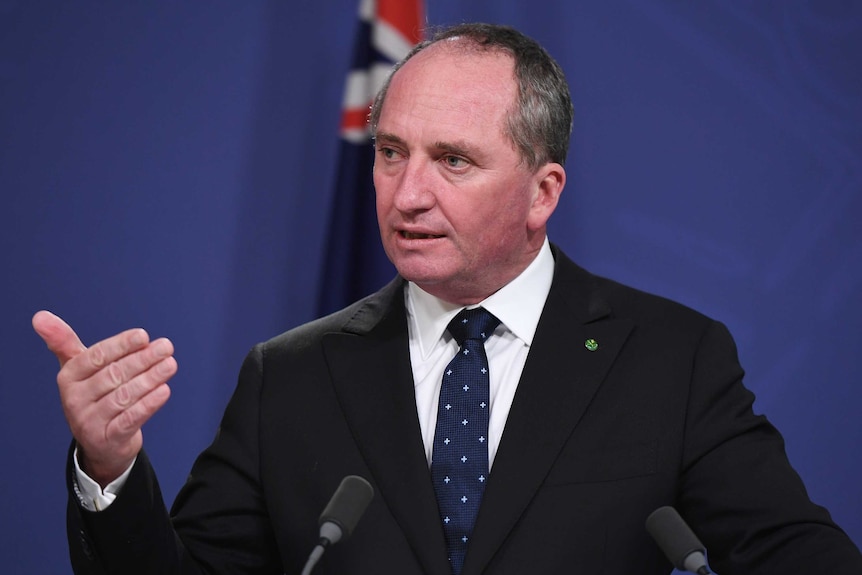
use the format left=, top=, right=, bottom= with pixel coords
left=317, top=0, right=425, bottom=316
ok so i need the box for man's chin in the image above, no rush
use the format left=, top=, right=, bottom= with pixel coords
left=393, top=262, right=450, bottom=287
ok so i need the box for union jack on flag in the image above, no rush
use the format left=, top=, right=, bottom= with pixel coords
left=318, top=0, right=425, bottom=316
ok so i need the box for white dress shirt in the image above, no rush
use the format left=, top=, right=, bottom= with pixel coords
left=407, top=238, right=555, bottom=469
left=76, top=238, right=555, bottom=509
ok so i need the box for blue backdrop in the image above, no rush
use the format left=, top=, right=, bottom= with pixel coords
left=1, top=1, right=859, bottom=572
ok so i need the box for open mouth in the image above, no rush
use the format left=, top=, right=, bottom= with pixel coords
left=400, top=231, right=443, bottom=240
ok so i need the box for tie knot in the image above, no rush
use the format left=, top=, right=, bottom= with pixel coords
left=447, top=307, right=501, bottom=346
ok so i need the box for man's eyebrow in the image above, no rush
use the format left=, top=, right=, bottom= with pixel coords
left=434, top=141, right=475, bottom=158
left=374, top=132, right=406, bottom=146
left=373, top=133, right=481, bottom=161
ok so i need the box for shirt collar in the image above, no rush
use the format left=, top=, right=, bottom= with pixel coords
left=406, top=238, right=555, bottom=359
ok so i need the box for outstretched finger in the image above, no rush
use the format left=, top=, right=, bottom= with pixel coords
left=102, top=354, right=178, bottom=418
left=62, top=326, right=151, bottom=383
left=82, top=337, right=176, bottom=402
left=107, top=381, right=173, bottom=442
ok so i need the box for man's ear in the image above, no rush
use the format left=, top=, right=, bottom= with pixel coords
left=527, top=162, right=565, bottom=231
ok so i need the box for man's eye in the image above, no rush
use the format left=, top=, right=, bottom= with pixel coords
left=379, top=147, right=398, bottom=159
left=444, top=156, right=468, bottom=168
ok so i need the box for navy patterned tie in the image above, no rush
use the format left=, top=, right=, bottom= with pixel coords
left=431, top=307, right=501, bottom=575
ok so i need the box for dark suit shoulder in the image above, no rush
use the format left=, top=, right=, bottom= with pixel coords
left=595, top=273, right=712, bottom=326
left=552, top=246, right=716, bottom=334
left=252, top=275, right=406, bottom=362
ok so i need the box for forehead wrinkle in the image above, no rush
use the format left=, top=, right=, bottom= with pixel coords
left=379, top=49, right=518, bottom=163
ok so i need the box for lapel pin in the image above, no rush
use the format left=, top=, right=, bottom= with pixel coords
left=584, top=338, right=598, bottom=352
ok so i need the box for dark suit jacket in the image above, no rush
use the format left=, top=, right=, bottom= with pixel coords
left=67, top=246, right=862, bottom=574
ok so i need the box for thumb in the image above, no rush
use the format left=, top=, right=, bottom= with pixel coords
left=32, top=310, right=87, bottom=367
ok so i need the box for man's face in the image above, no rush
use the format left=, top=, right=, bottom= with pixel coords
left=373, top=45, right=562, bottom=305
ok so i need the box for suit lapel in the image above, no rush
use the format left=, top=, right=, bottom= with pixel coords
left=463, top=249, right=634, bottom=575
left=322, top=279, right=451, bottom=575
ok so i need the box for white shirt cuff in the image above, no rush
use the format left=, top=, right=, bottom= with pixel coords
left=72, top=447, right=136, bottom=512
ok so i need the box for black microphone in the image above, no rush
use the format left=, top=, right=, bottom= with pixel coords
left=646, top=506, right=711, bottom=574
left=300, top=475, right=374, bottom=575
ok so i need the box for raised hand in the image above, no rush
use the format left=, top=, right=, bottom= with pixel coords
left=32, top=310, right=177, bottom=488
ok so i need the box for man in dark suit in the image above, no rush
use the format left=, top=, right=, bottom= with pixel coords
left=34, top=23, right=862, bottom=575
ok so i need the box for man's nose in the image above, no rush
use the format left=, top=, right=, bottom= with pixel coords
left=392, top=159, right=436, bottom=212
